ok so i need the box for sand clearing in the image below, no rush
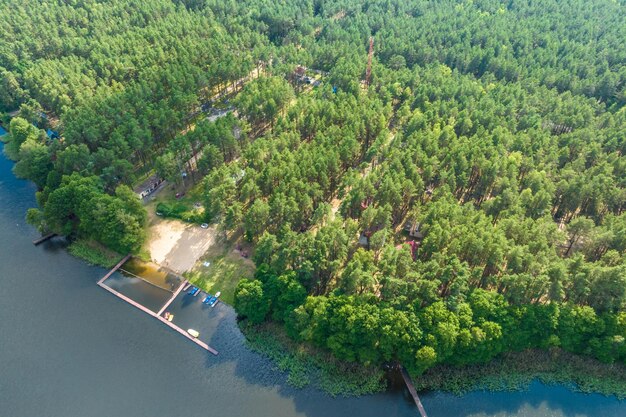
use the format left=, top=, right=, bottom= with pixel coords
left=147, top=218, right=217, bottom=273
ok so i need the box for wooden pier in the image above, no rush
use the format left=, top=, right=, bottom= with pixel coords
left=97, top=254, right=132, bottom=285
left=98, top=281, right=156, bottom=317
left=400, top=366, right=428, bottom=417
left=32, top=233, right=57, bottom=245
left=157, top=279, right=188, bottom=316
left=157, top=314, right=218, bottom=355
left=97, top=265, right=218, bottom=356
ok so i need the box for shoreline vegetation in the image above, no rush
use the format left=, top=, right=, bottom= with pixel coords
left=240, top=321, right=387, bottom=396
left=68, top=240, right=124, bottom=269
left=413, top=349, right=626, bottom=399
left=242, top=321, right=626, bottom=399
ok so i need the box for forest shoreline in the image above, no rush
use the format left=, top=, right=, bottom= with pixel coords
left=242, top=321, right=626, bottom=399
left=4, top=133, right=625, bottom=402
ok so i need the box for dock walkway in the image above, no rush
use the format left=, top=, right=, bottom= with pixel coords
left=97, top=281, right=218, bottom=355
left=97, top=254, right=132, bottom=285
left=400, top=366, right=428, bottom=417
left=98, top=281, right=217, bottom=355
left=98, top=262, right=217, bottom=355
left=32, top=233, right=57, bottom=245
left=157, top=279, right=188, bottom=316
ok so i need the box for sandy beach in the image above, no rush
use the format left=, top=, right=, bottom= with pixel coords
left=147, top=217, right=217, bottom=273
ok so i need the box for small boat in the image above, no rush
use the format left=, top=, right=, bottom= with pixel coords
left=164, top=312, right=174, bottom=322
left=209, top=291, right=221, bottom=307
left=188, top=286, right=199, bottom=296
left=203, top=294, right=213, bottom=304
left=187, top=329, right=200, bottom=338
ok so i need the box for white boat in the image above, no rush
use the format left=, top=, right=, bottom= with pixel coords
left=187, top=329, right=200, bottom=338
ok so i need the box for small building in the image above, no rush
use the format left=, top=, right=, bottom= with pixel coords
left=404, top=221, right=423, bottom=239
left=358, top=232, right=369, bottom=247
left=46, top=129, right=60, bottom=140
left=396, top=240, right=419, bottom=260
left=294, top=65, right=306, bottom=78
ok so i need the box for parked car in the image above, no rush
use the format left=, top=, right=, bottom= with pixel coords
left=200, top=223, right=209, bottom=229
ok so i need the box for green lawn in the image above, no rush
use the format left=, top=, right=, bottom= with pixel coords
left=185, top=249, right=255, bottom=305
left=145, top=180, right=206, bottom=223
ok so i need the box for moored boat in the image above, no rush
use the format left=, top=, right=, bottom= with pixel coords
left=187, top=329, right=200, bottom=338
left=209, top=291, right=221, bottom=307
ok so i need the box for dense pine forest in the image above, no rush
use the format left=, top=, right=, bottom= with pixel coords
left=2, top=0, right=626, bottom=381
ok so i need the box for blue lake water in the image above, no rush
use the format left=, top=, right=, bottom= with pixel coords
left=1, top=141, right=624, bottom=417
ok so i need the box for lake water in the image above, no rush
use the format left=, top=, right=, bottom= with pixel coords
left=1, top=141, right=625, bottom=417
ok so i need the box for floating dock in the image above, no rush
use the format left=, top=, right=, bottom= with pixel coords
left=98, top=281, right=156, bottom=317
left=400, top=366, right=428, bottom=417
left=157, top=314, right=218, bottom=355
left=97, top=262, right=218, bottom=355
left=98, top=280, right=218, bottom=355
left=32, top=233, right=57, bottom=245
left=157, top=279, right=188, bottom=316
left=97, top=254, right=132, bottom=285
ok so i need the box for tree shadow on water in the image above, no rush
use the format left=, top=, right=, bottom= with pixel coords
left=197, top=306, right=625, bottom=417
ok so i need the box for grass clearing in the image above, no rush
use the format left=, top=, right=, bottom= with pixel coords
left=145, top=181, right=206, bottom=224
left=185, top=234, right=255, bottom=305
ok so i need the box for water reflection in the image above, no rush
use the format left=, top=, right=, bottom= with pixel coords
left=104, top=273, right=172, bottom=312
left=120, top=257, right=181, bottom=291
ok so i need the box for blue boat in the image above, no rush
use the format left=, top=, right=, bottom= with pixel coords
left=209, top=291, right=221, bottom=307
left=188, top=286, right=199, bottom=296
left=203, top=294, right=213, bottom=304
